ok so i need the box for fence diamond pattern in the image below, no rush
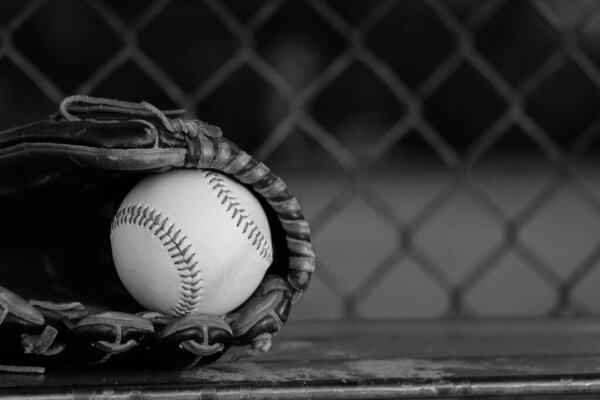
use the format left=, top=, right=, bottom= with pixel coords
left=2, top=0, right=600, bottom=319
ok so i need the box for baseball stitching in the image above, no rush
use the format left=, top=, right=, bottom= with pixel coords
left=204, top=170, right=273, bottom=264
left=111, top=204, right=202, bottom=316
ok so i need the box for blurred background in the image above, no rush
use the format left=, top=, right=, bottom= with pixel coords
left=2, top=0, right=600, bottom=320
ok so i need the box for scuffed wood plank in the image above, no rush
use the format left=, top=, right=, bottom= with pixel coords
left=2, top=355, right=600, bottom=387
left=2, top=320, right=600, bottom=398
left=256, top=319, right=600, bottom=361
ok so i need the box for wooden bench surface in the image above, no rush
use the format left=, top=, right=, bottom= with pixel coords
left=2, top=318, right=600, bottom=399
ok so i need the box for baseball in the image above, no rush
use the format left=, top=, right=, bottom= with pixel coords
left=110, top=169, right=273, bottom=317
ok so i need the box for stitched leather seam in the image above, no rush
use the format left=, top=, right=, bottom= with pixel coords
left=205, top=171, right=273, bottom=264
left=111, top=204, right=202, bottom=316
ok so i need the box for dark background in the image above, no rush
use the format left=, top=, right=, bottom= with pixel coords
left=2, top=0, right=600, bottom=320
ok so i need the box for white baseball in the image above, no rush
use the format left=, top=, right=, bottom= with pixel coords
left=110, top=169, right=273, bottom=317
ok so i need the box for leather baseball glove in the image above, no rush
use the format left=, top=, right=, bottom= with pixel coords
left=0, top=96, right=314, bottom=373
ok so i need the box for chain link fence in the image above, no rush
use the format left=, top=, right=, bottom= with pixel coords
left=2, top=0, right=600, bottom=320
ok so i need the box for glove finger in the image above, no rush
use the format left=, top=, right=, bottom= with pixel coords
left=154, top=314, right=232, bottom=367
left=0, top=286, right=44, bottom=329
left=70, top=312, right=154, bottom=362
left=228, top=275, right=292, bottom=347
left=30, top=300, right=89, bottom=328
